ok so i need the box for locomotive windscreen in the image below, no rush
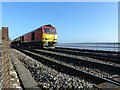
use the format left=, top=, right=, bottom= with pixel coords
left=44, top=28, right=56, bottom=34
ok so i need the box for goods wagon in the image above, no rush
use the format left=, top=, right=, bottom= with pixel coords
left=11, top=24, right=57, bottom=48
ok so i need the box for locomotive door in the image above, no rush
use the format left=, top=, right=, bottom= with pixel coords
left=31, top=32, right=35, bottom=41
left=21, top=36, right=24, bottom=42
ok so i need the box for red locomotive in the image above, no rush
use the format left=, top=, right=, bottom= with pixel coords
left=11, top=24, right=57, bottom=48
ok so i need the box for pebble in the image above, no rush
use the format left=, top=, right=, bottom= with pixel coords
left=12, top=49, right=94, bottom=89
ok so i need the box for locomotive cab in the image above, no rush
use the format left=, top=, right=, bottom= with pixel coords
left=42, top=25, right=57, bottom=48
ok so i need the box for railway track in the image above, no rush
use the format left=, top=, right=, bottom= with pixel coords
left=33, top=49, right=120, bottom=73
left=54, top=47, right=119, bottom=64
left=12, top=46, right=120, bottom=88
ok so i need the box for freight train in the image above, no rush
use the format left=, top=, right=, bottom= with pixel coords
left=11, top=24, right=57, bottom=48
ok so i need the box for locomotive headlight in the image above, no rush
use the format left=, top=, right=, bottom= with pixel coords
left=54, top=39, right=57, bottom=42
left=42, top=38, right=47, bottom=40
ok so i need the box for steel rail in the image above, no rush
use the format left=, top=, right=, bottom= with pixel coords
left=31, top=49, right=120, bottom=74
left=12, top=46, right=120, bottom=87
left=46, top=48, right=120, bottom=64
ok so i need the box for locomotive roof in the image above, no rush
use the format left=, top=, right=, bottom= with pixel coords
left=22, top=24, right=55, bottom=35
left=13, top=24, right=55, bottom=41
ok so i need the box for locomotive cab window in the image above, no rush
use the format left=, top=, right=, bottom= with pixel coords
left=51, top=29, right=56, bottom=34
left=44, top=28, right=56, bottom=34
left=44, top=28, right=50, bottom=34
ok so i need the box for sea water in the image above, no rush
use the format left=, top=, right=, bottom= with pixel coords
left=57, top=43, right=120, bottom=52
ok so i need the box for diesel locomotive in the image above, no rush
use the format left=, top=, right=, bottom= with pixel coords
left=11, top=24, right=57, bottom=48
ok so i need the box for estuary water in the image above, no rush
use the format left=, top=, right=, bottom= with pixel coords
left=57, top=43, right=120, bottom=52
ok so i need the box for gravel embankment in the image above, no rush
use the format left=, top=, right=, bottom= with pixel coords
left=12, top=49, right=93, bottom=89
